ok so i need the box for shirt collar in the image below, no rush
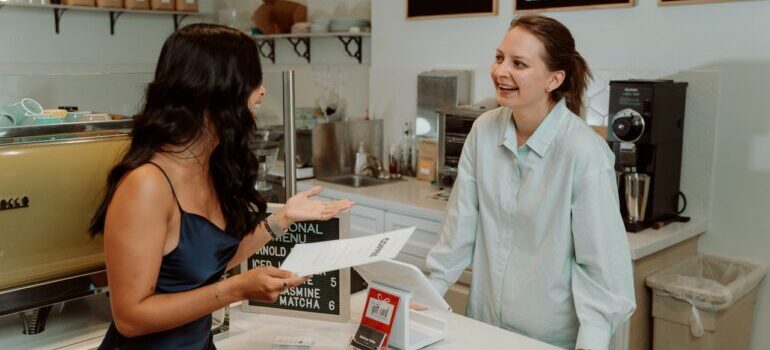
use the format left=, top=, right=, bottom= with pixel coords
left=498, top=99, right=569, bottom=158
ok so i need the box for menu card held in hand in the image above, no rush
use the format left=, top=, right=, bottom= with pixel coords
left=280, top=227, right=415, bottom=277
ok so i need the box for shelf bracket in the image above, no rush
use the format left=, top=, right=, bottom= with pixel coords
left=337, top=36, right=363, bottom=64
left=109, top=11, right=124, bottom=36
left=53, top=8, right=67, bottom=34
left=255, top=38, right=276, bottom=64
left=287, top=37, right=310, bottom=63
left=173, top=14, right=188, bottom=31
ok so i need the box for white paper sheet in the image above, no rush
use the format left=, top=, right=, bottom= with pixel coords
left=280, top=227, right=415, bottom=277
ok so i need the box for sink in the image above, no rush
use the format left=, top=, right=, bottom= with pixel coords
left=321, top=174, right=401, bottom=188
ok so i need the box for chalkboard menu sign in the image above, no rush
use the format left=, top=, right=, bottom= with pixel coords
left=240, top=206, right=351, bottom=322
left=515, top=0, right=634, bottom=13
left=407, top=0, right=498, bottom=19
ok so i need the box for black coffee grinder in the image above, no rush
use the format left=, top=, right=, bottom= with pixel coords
left=607, top=80, right=689, bottom=232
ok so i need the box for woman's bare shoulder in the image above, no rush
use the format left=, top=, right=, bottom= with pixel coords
left=107, top=163, right=177, bottom=228
left=118, top=164, right=174, bottom=202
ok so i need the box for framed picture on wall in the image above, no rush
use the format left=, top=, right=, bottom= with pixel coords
left=407, top=0, right=498, bottom=20
left=515, top=0, right=634, bottom=13
left=659, top=0, right=738, bottom=6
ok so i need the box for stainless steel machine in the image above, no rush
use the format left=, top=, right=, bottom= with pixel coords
left=436, top=105, right=488, bottom=188
left=417, top=70, right=471, bottom=138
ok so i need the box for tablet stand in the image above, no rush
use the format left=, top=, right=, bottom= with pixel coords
left=369, top=282, right=448, bottom=350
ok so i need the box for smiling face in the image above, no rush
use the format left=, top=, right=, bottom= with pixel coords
left=490, top=26, right=565, bottom=112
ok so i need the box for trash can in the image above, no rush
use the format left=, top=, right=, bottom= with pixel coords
left=645, top=254, right=767, bottom=350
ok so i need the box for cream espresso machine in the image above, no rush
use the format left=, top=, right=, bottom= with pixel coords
left=0, top=120, right=131, bottom=334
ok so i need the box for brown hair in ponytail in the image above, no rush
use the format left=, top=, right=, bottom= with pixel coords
left=509, top=15, right=592, bottom=116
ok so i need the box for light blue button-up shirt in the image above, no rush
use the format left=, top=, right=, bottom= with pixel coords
left=427, top=99, right=635, bottom=350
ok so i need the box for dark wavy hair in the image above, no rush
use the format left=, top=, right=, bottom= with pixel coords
left=90, top=23, right=266, bottom=239
left=510, top=15, right=592, bottom=116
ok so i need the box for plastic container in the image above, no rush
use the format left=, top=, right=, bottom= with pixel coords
left=645, top=254, right=767, bottom=350
left=354, top=142, right=367, bottom=175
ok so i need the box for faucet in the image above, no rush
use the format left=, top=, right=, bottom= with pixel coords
left=360, top=155, right=383, bottom=178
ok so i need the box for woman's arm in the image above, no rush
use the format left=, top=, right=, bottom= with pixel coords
left=425, top=123, right=480, bottom=296
left=570, top=166, right=636, bottom=350
left=104, top=166, right=305, bottom=338
left=225, top=186, right=354, bottom=271
left=225, top=220, right=275, bottom=271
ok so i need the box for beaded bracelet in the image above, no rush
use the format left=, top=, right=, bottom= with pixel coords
left=264, top=214, right=287, bottom=239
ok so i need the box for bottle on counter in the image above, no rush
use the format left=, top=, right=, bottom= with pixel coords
left=389, top=143, right=401, bottom=178
left=400, top=122, right=413, bottom=177
left=411, top=134, right=419, bottom=177
left=354, top=142, right=367, bottom=175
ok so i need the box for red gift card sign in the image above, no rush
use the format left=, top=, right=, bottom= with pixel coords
left=351, top=287, right=400, bottom=350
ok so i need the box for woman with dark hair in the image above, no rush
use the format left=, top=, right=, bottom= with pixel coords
left=90, top=23, right=353, bottom=349
left=426, top=15, right=635, bottom=350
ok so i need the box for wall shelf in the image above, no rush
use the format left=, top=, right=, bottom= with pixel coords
left=0, top=3, right=205, bottom=35
left=253, top=32, right=370, bottom=65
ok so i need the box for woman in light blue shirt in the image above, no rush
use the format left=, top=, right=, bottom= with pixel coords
left=426, top=15, right=635, bottom=350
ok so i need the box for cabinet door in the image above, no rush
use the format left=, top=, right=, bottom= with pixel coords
left=314, top=195, right=384, bottom=238
left=349, top=204, right=385, bottom=238
left=394, top=252, right=470, bottom=316
left=384, top=212, right=442, bottom=258
left=394, top=252, right=428, bottom=272
left=445, top=282, right=470, bottom=316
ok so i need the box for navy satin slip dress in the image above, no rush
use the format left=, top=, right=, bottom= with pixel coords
left=99, top=162, right=241, bottom=350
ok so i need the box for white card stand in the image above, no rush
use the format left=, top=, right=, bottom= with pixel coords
left=369, top=282, right=447, bottom=350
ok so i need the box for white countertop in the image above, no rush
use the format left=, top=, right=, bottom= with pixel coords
left=625, top=219, right=708, bottom=260
left=0, top=293, right=559, bottom=350
left=217, top=292, right=560, bottom=350
left=299, top=177, right=447, bottom=222
left=300, top=178, right=709, bottom=261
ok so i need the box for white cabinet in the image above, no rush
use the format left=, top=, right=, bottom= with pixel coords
left=316, top=195, right=385, bottom=238
left=312, top=186, right=472, bottom=316
left=384, top=212, right=442, bottom=258
left=349, top=204, right=385, bottom=238
left=384, top=212, right=471, bottom=316
left=445, top=283, right=470, bottom=316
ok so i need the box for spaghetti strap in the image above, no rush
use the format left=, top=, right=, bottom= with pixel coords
left=146, top=161, right=183, bottom=211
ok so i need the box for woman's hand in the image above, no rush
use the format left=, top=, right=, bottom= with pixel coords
left=234, top=266, right=308, bottom=303
left=274, top=186, right=354, bottom=229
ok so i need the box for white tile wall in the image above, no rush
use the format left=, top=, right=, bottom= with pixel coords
left=0, top=72, right=153, bottom=117
left=585, top=69, right=720, bottom=221
left=0, top=66, right=369, bottom=127
left=257, top=66, right=370, bottom=127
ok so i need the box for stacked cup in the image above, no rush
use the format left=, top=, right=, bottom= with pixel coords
left=0, top=98, right=46, bottom=127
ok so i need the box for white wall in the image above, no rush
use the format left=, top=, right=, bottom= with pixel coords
left=0, top=0, right=215, bottom=113
left=371, top=1, right=770, bottom=349
left=0, top=1, right=214, bottom=66
left=214, top=0, right=371, bottom=122
left=0, top=0, right=371, bottom=119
